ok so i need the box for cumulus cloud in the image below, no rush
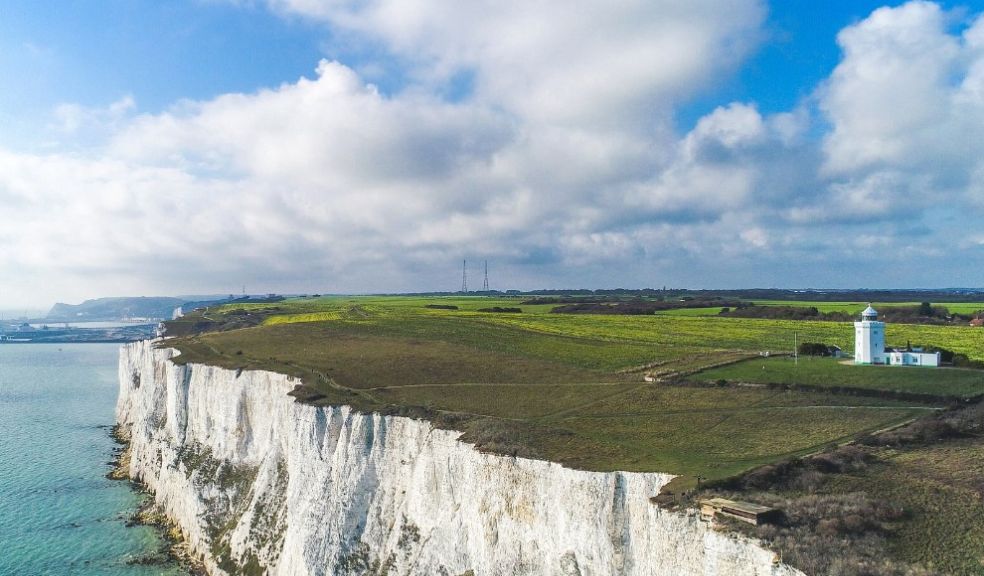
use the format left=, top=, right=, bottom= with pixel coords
left=262, top=0, right=765, bottom=128
left=820, top=2, right=984, bottom=208
left=3, top=1, right=984, bottom=307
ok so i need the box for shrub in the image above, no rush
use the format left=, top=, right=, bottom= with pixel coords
left=798, top=342, right=832, bottom=357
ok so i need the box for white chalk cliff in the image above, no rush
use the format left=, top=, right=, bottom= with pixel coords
left=116, top=340, right=803, bottom=576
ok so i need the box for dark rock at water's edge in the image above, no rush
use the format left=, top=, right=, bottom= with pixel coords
left=107, top=424, right=207, bottom=576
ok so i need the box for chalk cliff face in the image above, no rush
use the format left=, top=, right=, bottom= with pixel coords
left=117, top=340, right=803, bottom=576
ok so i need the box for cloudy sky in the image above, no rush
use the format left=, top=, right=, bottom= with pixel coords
left=1, top=0, right=983, bottom=307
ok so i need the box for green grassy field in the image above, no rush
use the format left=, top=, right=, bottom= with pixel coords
left=836, top=440, right=984, bottom=575
left=705, top=432, right=984, bottom=576
left=165, top=294, right=984, bottom=575
left=650, top=300, right=984, bottom=318
left=750, top=300, right=984, bottom=315
left=692, top=356, right=984, bottom=398
left=162, top=295, right=967, bottom=481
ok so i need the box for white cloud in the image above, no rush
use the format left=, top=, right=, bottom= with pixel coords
left=262, top=0, right=766, bottom=130
left=821, top=2, right=984, bottom=194
left=740, top=227, right=768, bottom=248
left=52, top=96, right=136, bottom=134
left=5, top=1, right=984, bottom=307
left=686, top=103, right=767, bottom=151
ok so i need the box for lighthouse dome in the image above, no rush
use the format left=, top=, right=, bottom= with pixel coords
left=861, top=305, right=878, bottom=319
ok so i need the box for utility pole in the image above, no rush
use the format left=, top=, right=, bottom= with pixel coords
left=794, top=332, right=798, bottom=366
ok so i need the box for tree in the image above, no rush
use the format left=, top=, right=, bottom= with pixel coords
left=798, top=342, right=832, bottom=357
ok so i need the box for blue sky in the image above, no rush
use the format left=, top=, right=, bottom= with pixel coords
left=0, top=1, right=321, bottom=144
left=681, top=1, right=968, bottom=123
left=3, top=1, right=961, bottom=134
left=0, top=0, right=983, bottom=306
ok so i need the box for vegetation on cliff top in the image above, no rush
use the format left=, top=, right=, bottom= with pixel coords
left=162, top=294, right=984, bottom=576
left=162, top=295, right=982, bottom=478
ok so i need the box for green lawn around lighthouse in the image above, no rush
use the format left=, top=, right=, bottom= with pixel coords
left=692, top=355, right=984, bottom=399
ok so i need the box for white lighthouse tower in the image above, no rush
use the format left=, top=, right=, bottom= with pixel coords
left=854, top=304, right=886, bottom=364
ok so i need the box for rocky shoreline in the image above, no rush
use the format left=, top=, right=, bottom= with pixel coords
left=108, top=424, right=207, bottom=576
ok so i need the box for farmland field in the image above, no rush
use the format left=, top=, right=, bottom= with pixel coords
left=162, top=295, right=971, bottom=481
left=653, top=300, right=984, bottom=321
left=749, top=300, right=984, bottom=315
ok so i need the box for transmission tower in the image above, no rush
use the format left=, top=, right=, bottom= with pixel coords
left=461, top=259, right=468, bottom=293
left=482, top=260, right=489, bottom=292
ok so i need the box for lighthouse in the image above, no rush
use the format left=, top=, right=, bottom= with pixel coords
left=854, top=304, right=886, bottom=364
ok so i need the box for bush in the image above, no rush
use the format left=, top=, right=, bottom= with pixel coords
left=798, top=342, right=832, bottom=357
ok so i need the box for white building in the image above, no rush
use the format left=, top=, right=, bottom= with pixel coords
left=854, top=305, right=940, bottom=367
left=854, top=305, right=886, bottom=364
left=886, top=349, right=940, bottom=366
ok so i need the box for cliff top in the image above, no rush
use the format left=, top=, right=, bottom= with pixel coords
left=162, top=294, right=984, bottom=575
left=162, top=295, right=981, bottom=479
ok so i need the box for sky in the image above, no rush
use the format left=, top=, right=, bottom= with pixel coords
left=1, top=0, right=983, bottom=307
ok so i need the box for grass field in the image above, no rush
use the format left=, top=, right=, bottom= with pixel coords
left=692, top=356, right=984, bottom=398
left=162, top=295, right=964, bottom=481
left=838, top=440, right=984, bottom=574
left=165, top=294, right=984, bottom=575
left=750, top=300, right=984, bottom=315
left=707, top=432, right=984, bottom=576
left=655, top=301, right=984, bottom=317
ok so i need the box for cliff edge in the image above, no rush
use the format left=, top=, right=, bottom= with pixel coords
left=116, top=339, right=803, bottom=576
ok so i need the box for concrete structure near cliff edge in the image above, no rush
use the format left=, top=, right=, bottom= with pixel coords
left=854, top=304, right=940, bottom=367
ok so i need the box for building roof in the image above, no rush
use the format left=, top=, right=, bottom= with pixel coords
left=700, top=498, right=774, bottom=515
left=861, top=304, right=878, bottom=318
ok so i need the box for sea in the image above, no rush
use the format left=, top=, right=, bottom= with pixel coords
left=0, top=343, right=187, bottom=576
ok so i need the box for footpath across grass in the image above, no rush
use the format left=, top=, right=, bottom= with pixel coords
left=692, top=355, right=984, bottom=399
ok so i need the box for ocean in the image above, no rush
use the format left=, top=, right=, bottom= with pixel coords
left=0, top=343, right=186, bottom=575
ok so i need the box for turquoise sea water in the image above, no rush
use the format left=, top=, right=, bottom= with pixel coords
left=0, top=344, right=186, bottom=576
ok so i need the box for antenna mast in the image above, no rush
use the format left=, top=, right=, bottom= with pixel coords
left=461, top=259, right=468, bottom=293
left=483, top=260, right=489, bottom=292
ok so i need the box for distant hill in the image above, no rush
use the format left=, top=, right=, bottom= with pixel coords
left=46, top=297, right=186, bottom=322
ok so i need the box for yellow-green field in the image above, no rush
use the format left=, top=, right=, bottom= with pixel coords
left=655, top=300, right=984, bottom=317
left=749, top=300, right=984, bottom=315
